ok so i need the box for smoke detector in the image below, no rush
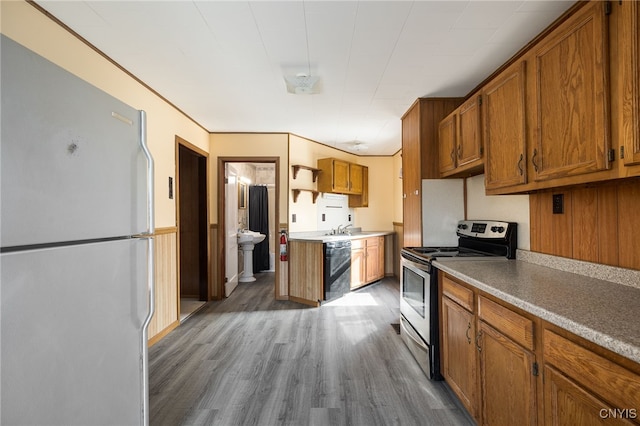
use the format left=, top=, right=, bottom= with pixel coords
left=284, top=73, right=320, bottom=95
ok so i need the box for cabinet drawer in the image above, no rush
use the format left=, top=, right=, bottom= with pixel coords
left=478, top=296, right=534, bottom=351
left=351, top=238, right=365, bottom=249
left=543, top=329, right=640, bottom=412
left=365, top=236, right=380, bottom=247
left=442, top=276, right=474, bottom=312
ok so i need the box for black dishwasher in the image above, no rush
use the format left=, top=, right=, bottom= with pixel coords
left=323, top=240, right=351, bottom=302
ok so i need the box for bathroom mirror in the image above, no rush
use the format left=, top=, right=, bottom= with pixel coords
left=238, top=182, right=247, bottom=209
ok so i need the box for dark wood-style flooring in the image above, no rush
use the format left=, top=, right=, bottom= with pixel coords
left=149, top=273, right=472, bottom=426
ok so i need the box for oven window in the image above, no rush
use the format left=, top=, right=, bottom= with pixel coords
left=403, top=266, right=425, bottom=318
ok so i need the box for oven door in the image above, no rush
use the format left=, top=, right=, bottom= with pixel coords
left=399, top=254, right=441, bottom=380
left=400, top=255, right=434, bottom=345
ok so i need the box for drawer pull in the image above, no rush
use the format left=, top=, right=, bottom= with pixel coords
left=466, top=322, right=472, bottom=344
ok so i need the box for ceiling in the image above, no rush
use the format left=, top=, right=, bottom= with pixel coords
left=36, top=0, right=575, bottom=155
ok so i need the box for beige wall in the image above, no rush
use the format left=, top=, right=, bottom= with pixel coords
left=209, top=133, right=289, bottom=225
left=393, top=151, right=404, bottom=224
left=355, top=156, right=396, bottom=231
left=1, top=1, right=210, bottom=229
left=466, top=174, right=531, bottom=250
left=288, top=134, right=358, bottom=232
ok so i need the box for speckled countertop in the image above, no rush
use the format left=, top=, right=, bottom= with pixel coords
left=288, top=230, right=393, bottom=243
left=433, top=254, right=640, bottom=364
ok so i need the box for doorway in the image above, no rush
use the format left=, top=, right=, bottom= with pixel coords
left=218, top=158, right=279, bottom=300
left=177, top=137, right=209, bottom=321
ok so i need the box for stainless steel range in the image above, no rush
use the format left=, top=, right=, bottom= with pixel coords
left=399, top=220, right=517, bottom=380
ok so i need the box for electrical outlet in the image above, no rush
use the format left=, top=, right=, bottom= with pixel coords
left=552, top=194, right=564, bottom=214
left=292, top=213, right=297, bottom=223
left=322, top=213, right=325, bottom=222
left=168, top=177, right=173, bottom=199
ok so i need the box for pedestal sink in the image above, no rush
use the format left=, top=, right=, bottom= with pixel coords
left=238, top=231, right=266, bottom=282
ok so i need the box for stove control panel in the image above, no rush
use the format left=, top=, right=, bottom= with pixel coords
left=457, top=220, right=513, bottom=239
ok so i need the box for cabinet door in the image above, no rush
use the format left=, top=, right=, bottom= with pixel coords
left=457, top=95, right=483, bottom=168
left=442, top=297, right=479, bottom=420
left=439, top=112, right=457, bottom=174
left=531, top=1, right=610, bottom=181
left=402, top=105, right=422, bottom=247
left=544, top=365, right=635, bottom=426
left=349, top=163, right=363, bottom=194
left=333, top=159, right=351, bottom=193
left=623, top=0, right=640, bottom=166
left=348, top=166, right=368, bottom=207
left=350, top=247, right=366, bottom=289
left=484, top=61, right=528, bottom=191
left=364, top=238, right=382, bottom=283
left=478, top=321, right=537, bottom=426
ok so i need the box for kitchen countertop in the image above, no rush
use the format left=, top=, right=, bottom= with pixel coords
left=433, top=255, right=640, bottom=364
left=288, top=230, right=393, bottom=243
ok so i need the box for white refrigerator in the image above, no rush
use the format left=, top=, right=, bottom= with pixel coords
left=1, top=35, right=154, bottom=425
left=421, top=179, right=465, bottom=246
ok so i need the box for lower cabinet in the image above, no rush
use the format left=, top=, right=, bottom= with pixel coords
left=543, top=365, right=635, bottom=425
left=350, top=236, right=384, bottom=290
left=441, top=275, right=537, bottom=425
left=478, top=321, right=537, bottom=426
left=543, top=328, right=640, bottom=425
left=441, top=294, right=479, bottom=420
left=441, top=272, right=640, bottom=424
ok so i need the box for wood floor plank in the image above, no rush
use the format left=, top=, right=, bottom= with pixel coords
left=149, top=274, right=472, bottom=425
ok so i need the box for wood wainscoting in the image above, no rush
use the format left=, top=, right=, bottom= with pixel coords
left=148, top=227, right=179, bottom=346
left=530, top=178, right=640, bottom=270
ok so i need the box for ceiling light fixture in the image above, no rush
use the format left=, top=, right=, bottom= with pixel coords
left=339, top=141, right=369, bottom=152
left=284, top=73, right=320, bottom=95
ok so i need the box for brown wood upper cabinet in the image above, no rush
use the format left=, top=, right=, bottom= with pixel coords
left=483, top=60, right=528, bottom=191
left=439, top=95, right=484, bottom=178
left=348, top=166, right=369, bottom=207
left=401, top=98, right=462, bottom=247
left=622, top=0, right=640, bottom=167
left=317, top=158, right=363, bottom=195
left=530, top=0, right=611, bottom=182
left=483, top=0, right=615, bottom=194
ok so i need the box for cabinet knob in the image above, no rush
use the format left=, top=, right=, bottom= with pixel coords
left=414, top=189, right=419, bottom=196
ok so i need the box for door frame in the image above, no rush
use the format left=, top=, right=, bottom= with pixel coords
left=175, top=136, right=211, bottom=311
left=217, top=157, right=280, bottom=299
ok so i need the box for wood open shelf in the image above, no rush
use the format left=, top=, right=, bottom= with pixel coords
left=292, top=189, right=320, bottom=203
left=292, top=164, right=321, bottom=182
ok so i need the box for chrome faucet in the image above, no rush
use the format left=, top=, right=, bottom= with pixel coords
left=336, top=224, right=353, bottom=235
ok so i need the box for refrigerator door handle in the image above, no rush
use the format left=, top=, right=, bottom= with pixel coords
left=139, top=110, right=154, bottom=426
left=140, top=235, right=154, bottom=426
left=139, top=110, right=154, bottom=235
